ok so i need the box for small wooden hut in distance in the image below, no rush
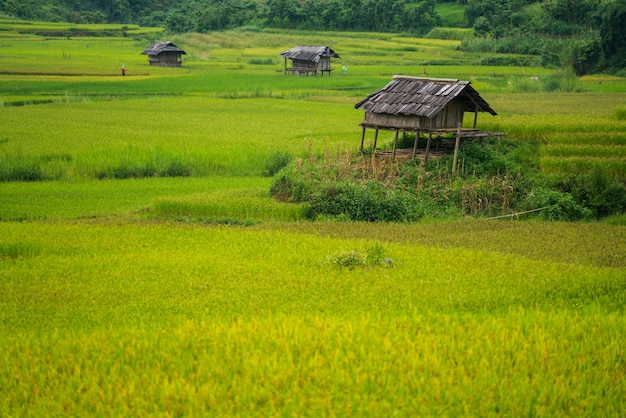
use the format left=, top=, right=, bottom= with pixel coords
left=355, top=76, right=504, bottom=170
left=279, top=46, right=339, bottom=76
left=141, top=41, right=186, bottom=67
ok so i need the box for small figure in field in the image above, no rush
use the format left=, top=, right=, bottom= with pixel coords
left=342, top=65, right=347, bottom=74
left=121, top=64, right=126, bottom=76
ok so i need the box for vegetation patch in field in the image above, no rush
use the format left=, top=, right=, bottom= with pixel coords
left=326, top=242, right=392, bottom=270
left=0, top=241, right=41, bottom=259
left=150, top=189, right=309, bottom=223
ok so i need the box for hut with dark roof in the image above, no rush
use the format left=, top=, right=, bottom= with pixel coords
left=279, top=46, right=339, bottom=76
left=141, top=41, right=186, bottom=67
left=355, top=76, right=504, bottom=169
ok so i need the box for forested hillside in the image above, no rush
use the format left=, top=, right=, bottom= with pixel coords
left=1, top=0, right=624, bottom=74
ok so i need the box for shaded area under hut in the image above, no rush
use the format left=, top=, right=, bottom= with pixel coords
left=141, top=41, right=186, bottom=67
left=279, top=46, right=339, bottom=76
left=355, top=76, right=505, bottom=172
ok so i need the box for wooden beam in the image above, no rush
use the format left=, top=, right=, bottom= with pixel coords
left=473, top=111, right=478, bottom=129
left=425, top=131, right=432, bottom=163
left=392, top=129, right=399, bottom=160
left=373, top=129, right=379, bottom=152
left=359, top=126, right=367, bottom=153
left=412, top=130, right=419, bottom=159
left=452, top=123, right=461, bottom=174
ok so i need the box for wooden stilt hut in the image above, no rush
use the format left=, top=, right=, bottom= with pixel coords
left=279, top=46, right=339, bottom=76
left=141, top=41, right=186, bottom=67
left=355, top=76, right=505, bottom=171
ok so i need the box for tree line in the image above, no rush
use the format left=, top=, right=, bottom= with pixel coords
left=461, top=0, right=625, bottom=74
left=0, top=0, right=440, bottom=34
left=1, top=0, right=623, bottom=74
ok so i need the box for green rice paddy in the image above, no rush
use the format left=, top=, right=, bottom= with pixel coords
left=1, top=22, right=625, bottom=415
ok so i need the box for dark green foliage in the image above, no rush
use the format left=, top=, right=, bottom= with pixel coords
left=542, top=166, right=626, bottom=221
left=0, top=154, right=48, bottom=181
left=0, top=150, right=194, bottom=181
left=462, top=0, right=620, bottom=74
left=2, top=0, right=621, bottom=74
left=326, top=242, right=392, bottom=270
left=600, top=0, right=626, bottom=71
left=96, top=158, right=192, bottom=179
left=0, top=241, right=42, bottom=259
left=163, top=157, right=193, bottom=178
left=1, top=0, right=440, bottom=35
left=454, top=139, right=516, bottom=177
left=522, top=186, right=590, bottom=221
left=308, top=181, right=425, bottom=222
left=271, top=137, right=625, bottom=222
left=263, top=150, right=292, bottom=177
left=580, top=166, right=626, bottom=220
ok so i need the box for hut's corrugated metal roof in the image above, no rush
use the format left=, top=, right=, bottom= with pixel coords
left=279, top=46, right=340, bottom=63
left=141, top=41, right=186, bottom=56
left=355, top=76, right=497, bottom=117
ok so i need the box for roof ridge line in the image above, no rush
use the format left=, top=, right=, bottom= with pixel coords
left=392, top=75, right=461, bottom=83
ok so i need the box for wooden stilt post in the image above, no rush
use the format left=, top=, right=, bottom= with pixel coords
left=452, top=123, right=461, bottom=174
left=425, top=131, right=432, bottom=163
left=473, top=111, right=478, bottom=129
left=373, top=129, right=379, bottom=153
left=412, top=130, right=419, bottom=159
left=392, top=129, right=399, bottom=160
left=359, top=126, right=367, bottom=153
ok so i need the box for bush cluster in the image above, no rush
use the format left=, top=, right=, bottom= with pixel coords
left=270, top=138, right=625, bottom=222
left=326, top=243, right=392, bottom=270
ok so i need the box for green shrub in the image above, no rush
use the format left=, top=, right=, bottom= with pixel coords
left=583, top=165, right=626, bottom=219
left=326, top=243, right=392, bottom=270
left=327, top=249, right=367, bottom=270
left=615, top=107, right=626, bottom=121
left=0, top=153, right=48, bottom=181
left=455, top=139, right=517, bottom=177
left=264, top=150, right=292, bottom=177
left=542, top=68, right=579, bottom=92
left=307, top=181, right=425, bottom=222
left=426, top=27, right=472, bottom=40
left=270, top=165, right=312, bottom=202
left=269, top=137, right=619, bottom=222
left=364, top=242, right=392, bottom=267
left=523, top=187, right=590, bottom=221
left=164, top=157, right=192, bottom=177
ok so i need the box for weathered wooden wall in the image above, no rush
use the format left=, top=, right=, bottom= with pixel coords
left=363, top=99, right=465, bottom=130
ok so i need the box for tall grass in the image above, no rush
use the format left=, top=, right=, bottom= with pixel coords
left=3, top=312, right=624, bottom=416
left=151, top=189, right=309, bottom=222
left=0, top=221, right=624, bottom=414
left=0, top=177, right=272, bottom=221
left=0, top=96, right=360, bottom=179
